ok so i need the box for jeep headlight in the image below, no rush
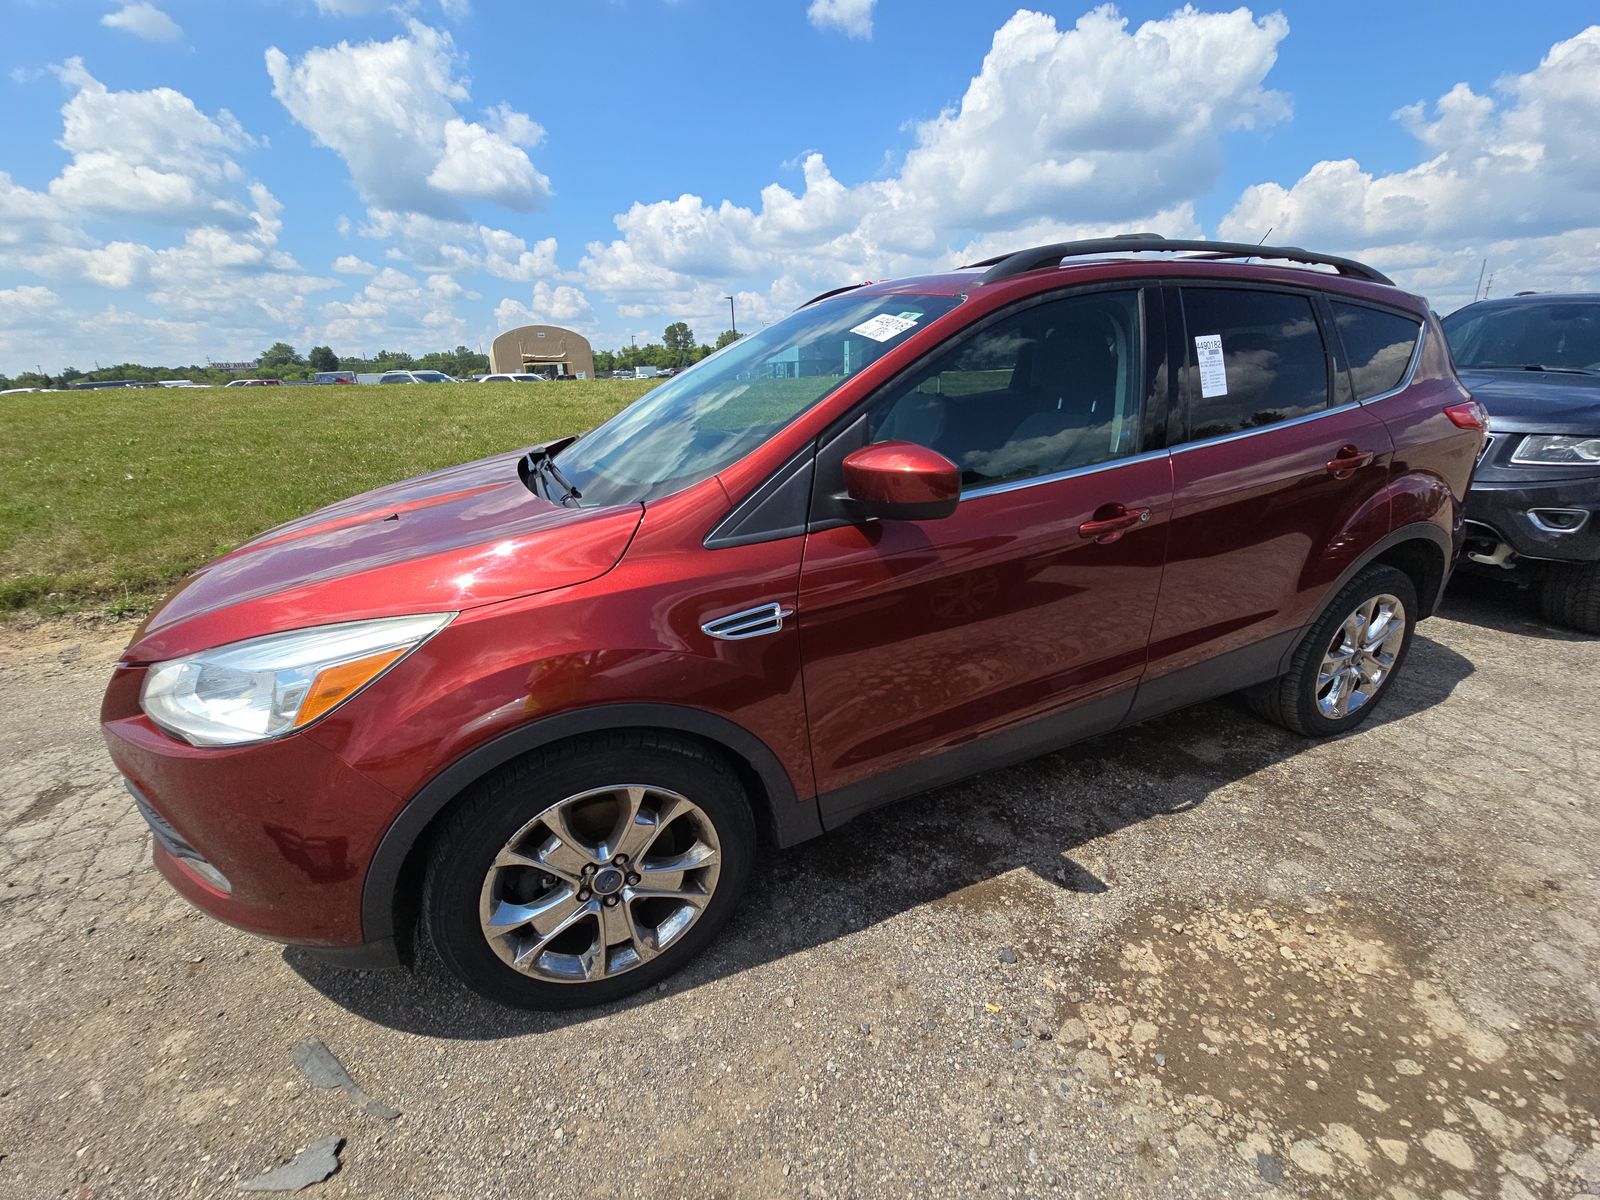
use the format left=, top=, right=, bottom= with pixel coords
left=1511, top=434, right=1600, bottom=465
left=141, top=613, right=452, bottom=746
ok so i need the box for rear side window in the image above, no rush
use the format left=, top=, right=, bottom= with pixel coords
left=1333, top=302, right=1421, bottom=399
left=1179, top=288, right=1330, bottom=442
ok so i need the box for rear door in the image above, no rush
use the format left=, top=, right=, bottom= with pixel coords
left=797, top=286, right=1174, bottom=814
left=1138, top=284, right=1394, bottom=708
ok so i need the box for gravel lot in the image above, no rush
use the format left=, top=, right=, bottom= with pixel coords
left=1, top=577, right=1597, bottom=1200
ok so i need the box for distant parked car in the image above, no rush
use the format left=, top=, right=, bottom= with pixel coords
left=1443, top=292, right=1600, bottom=632
left=377, top=370, right=458, bottom=384
left=476, top=373, right=548, bottom=383
left=314, top=371, right=357, bottom=385
left=224, top=379, right=281, bottom=388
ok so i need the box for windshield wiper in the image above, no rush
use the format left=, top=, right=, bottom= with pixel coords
left=537, top=455, right=583, bottom=505
left=1473, top=363, right=1599, bottom=376
left=516, top=436, right=581, bottom=503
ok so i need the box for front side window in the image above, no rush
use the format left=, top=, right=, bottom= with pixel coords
left=556, top=291, right=962, bottom=506
left=867, top=290, right=1143, bottom=490
left=1333, top=301, right=1421, bottom=399
left=1179, top=288, right=1330, bottom=442
left=1442, top=301, right=1600, bottom=373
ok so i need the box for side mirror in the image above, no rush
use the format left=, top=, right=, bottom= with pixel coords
left=841, top=440, right=960, bottom=522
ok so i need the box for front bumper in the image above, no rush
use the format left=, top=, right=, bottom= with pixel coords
left=101, top=661, right=406, bottom=954
left=1464, top=472, right=1600, bottom=564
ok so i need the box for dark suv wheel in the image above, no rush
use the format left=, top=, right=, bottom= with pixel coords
left=1246, top=564, right=1419, bottom=737
left=1538, top=562, right=1600, bottom=635
left=421, top=733, right=755, bottom=1009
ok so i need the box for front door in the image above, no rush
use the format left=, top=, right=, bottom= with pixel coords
left=797, top=287, right=1174, bottom=816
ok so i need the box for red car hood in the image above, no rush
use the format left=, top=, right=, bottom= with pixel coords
left=124, top=451, right=643, bottom=663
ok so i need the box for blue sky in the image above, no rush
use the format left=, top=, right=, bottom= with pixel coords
left=2, top=0, right=1598, bottom=374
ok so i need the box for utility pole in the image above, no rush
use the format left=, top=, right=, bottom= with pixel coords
left=725, top=296, right=737, bottom=337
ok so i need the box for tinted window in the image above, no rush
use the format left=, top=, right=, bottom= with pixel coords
left=1180, top=289, right=1329, bottom=441
left=1442, top=301, right=1600, bottom=372
left=1333, top=302, right=1421, bottom=399
left=868, top=291, right=1142, bottom=490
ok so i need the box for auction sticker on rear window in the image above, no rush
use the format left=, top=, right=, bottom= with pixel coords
left=1195, top=333, right=1228, bottom=398
left=851, top=313, right=920, bottom=342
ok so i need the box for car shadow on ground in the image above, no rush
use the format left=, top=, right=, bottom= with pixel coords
left=286, top=630, right=1475, bottom=1040
left=1440, top=570, right=1593, bottom=642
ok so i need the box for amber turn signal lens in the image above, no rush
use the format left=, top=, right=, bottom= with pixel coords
left=296, top=649, right=407, bottom=725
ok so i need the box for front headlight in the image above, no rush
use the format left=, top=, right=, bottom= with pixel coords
left=1511, top=434, right=1600, bottom=465
left=141, top=613, right=452, bottom=746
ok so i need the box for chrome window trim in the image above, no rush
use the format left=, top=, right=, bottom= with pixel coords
left=1170, top=398, right=1367, bottom=456
left=959, top=446, right=1172, bottom=502
left=1349, top=314, right=1426, bottom=405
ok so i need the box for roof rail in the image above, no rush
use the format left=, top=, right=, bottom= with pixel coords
left=798, top=280, right=871, bottom=309
left=964, top=234, right=1393, bottom=287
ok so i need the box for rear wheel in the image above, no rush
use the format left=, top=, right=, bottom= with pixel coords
left=421, top=733, right=755, bottom=1009
left=1246, top=564, right=1418, bottom=737
left=1538, top=561, right=1600, bottom=634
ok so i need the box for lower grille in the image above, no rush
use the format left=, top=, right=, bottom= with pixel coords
left=125, top=782, right=232, bottom=893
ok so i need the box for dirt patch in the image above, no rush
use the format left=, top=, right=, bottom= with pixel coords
left=13, top=780, right=80, bottom=827
left=1054, top=891, right=1600, bottom=1197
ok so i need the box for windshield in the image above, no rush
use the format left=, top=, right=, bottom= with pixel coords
left=554, top=290, right=962, bottom=505
left=1443, top=301, right=1600, bottom=372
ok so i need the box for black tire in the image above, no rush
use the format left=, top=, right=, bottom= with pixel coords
left=420, top=731, right=755, bottom=1010
left=1245, top=564, right=1419, bottom=737
left=1538, top=562, right=1600, bottom=634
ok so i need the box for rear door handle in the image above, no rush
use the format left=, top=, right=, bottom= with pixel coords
left=1326, top=445, right=1376, bottom=478
left=1078, top=503, right=1151, bottom=544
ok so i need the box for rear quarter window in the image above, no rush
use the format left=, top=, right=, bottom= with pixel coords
left=1332, top=302, right=1421, bottom=399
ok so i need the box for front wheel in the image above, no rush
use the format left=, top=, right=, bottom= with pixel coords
left=1246, top=564, right=1418, bottom=737
left=1538, top=561, right=1600, bottom=634
left=421, top=734, right=755, bottom=1009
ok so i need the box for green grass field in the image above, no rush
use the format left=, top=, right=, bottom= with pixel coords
left=0, top=380, right=654, bottom=615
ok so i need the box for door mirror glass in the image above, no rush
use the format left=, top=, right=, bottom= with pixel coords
left=842, top=441, right=960, bottom=521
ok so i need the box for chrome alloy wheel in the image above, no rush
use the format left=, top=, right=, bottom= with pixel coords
left=1316, top=593, right=1407, bottom=720
left=478, top=785, right=722, bottom=983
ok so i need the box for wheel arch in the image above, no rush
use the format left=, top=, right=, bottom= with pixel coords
left=361, top=703, right=820, bottom=947
left=1277, top=521, right=1453, bottom=675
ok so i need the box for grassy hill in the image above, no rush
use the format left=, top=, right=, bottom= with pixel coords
left=0, top=379, right=655, bottom=615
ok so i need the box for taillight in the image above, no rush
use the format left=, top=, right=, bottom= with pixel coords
left=1445, top=400, right=1488, bottom=431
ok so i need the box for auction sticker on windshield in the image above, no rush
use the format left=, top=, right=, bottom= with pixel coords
left=851, top=313, right=920, bottom=342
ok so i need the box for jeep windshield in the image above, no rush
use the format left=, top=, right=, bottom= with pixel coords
left=1444, top=301, right=1600, bottom=374
left=552, top=291, right=962, bottom=506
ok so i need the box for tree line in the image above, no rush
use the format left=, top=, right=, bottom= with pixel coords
left=1, top=325, right=744, bottom=391
left=591, top=325, right=741, bottom=375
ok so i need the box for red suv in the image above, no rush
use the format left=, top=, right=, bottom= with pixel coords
left=101, top=236, right=1485, bottom=1008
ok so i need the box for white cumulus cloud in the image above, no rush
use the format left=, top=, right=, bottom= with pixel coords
left=581, top=5, right=1288, bottom=331
left=807, top=0, right=876, bottom=39
left=265, top=20, right=552, bottom=221
left=1220, top=24, right=1600, bottom=308
left=101, top=2, right=183, bottom=42
left=47, top=58, right=258, bottom=228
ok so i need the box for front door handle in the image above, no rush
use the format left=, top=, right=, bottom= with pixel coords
left=1078, top=503, right=1151, bottom=544
left=1326, top=445, right=1376, bottom=478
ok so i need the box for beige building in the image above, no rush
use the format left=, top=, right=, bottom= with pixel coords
left=489, top=324, right=595, bottom=379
